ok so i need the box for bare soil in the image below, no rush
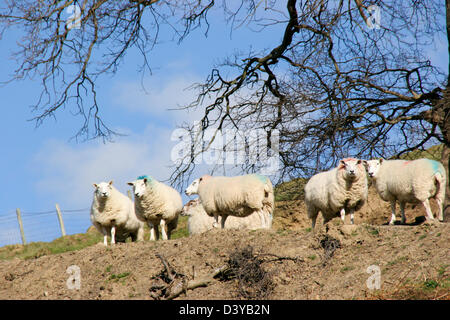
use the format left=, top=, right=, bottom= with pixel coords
left=0, top=187, right=449, bottom=300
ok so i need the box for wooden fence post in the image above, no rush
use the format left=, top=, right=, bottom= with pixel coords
left=16, top=208, right=26, bottom=245
left=55, top=203, right=67, bottom=237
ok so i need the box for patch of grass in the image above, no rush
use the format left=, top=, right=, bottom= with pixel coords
left=340, top=266, right=355, bottom=273
left=423, top=279, right=439, bottom=290
left=0, top=231, right=103, bottom=260
left=307, top=255, right=317, bottom=261
left=437, top=265, right=448, bottom=277
left=387, top=256, right=409, bottom=267
left=365, top=225, right=380, bottom=236
left=109, top=272, right=130, bottom=280
left=170, top=216, right=189, bottom=239
left=274, top=178, right=308, bottom=201
left=399, top=144, right=443, bottom=161
left=418, top=234, right=427, bottom=240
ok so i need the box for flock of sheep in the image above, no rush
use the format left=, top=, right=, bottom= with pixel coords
left=90, top=157, right=447, bottom=245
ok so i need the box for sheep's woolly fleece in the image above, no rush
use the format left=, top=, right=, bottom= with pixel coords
left=304, top=158, right=368, bottom=227
left=365, top=158, right=446, bottom=223
left=90, top=181, right=144, bottom=243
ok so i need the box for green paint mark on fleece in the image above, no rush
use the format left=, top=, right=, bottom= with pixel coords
left=427, top=159, right=444, bottom=175
left=253, top=174, right=269, bottom=183
left=137, top=175, right=153, bottom=182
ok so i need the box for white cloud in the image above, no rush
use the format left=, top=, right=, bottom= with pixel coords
left=31, top=123, right=179, bottom=208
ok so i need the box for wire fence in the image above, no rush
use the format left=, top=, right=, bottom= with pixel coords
left=0, top=205, right=92, bottom=247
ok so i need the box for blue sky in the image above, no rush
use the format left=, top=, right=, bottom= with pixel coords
left=0, top=7, right=286, bottom=246
left=0, top=5, right=447, bottom=246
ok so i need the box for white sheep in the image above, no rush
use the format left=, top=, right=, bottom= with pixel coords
left=181, top=198, right=273, bottom=235
left=127, top=175, right=182, bottom=241
left=304, top=158, right=368, bottom=229
left=90, top=181, right=145, bottom=246
left=185, top=174, right=274, bottom=229
left=364, top=158, right=446, bottom=224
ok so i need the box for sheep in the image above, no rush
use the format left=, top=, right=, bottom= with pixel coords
left=304, top=158, right=368, bottom=229
left=90, top=181, right=145, bottom=246
left=184, top=173, right=274, bottom=229
left=127, top=175, right=182, bottom=241
left=181, top=198, right=273, bottom=235
left=363, top=158, right=446, bottom=224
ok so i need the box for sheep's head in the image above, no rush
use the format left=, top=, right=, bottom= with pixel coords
left=127, top=177, right=151, bottom=198
left=185, top=175, right=211, bottom=196
left=93, top=181, right=113, bottom=198
left=181, top=198, right=200, bottom=216
left=339, top=158, right=363, bottom=180
left=185, top=178, right=200, bottom=196
left=363, top=159, right=383, bottom=178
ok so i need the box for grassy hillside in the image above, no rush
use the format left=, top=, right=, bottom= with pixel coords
left=0, top=216, right=189, bottom=261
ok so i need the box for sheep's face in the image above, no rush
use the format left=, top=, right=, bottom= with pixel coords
left=181, top=199, right=200, bottom=216
left=363, top=159, right=383, bottom=178
left=128, top=179, right=147, bottom=198
left=339, top=159, right=362, bottom=180
left=94, top=181, right=113, bottom=198
left=185, top=178, right=200, bottom=196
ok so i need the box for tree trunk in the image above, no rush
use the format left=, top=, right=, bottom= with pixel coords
left=440, top=0, right=450, bottom=220
left=442, top=145, right=450, bottom=221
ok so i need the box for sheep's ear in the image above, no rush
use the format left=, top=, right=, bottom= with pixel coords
left=127, top=182, right=134, bottom=186
left=93, top=183, right=98, bottom=188
left=109, top=180, right=113, bottom=186
left=357, top=159, right=362, bottom=164
left=379, top=158, right=384, bottom=164
left=339, top=160, right=346, bottom=168
left=143, top=178, right=148, bottom=184
left=362, top=160, right=368, bottom=167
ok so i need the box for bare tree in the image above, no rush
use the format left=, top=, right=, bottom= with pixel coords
left=171, top=0, right=450, bottom=217
left=1, top=1, right=449, bottom=215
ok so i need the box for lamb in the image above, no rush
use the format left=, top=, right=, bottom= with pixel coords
left=364, top=158, right=446, bottom=224
left=90, top=181, right=145, bottom=246
left=127, top=175, right=182, bottom=240
left=184, top=173, right=274, bottom=229
left=304, top=158, right=368, bottom=229
left=181, top=198, right=273, bottom=235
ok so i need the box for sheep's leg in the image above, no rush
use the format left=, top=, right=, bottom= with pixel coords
left=110, top=226, right=116, bottom=245
left=212, top=214, right=220, bottom=228
left=148, top=222, right=156, bottom=241
left=102, top=227, right=108, bottom=246
left=310, top=213, right=318, bottom=230
left=136, top=227, right=145, bottom=242
left=220, top=215, right=228, bottom=229
left=160, top=219, right=168, bottom=240
left=399, top=202, right=406, bottom=224
left=257, top=209, right=267, bottom=228
left=436, top=197, right=444, bottom=222
left=340, top=208, right=346, bottom=224
left=422, top=199, right=435, bottom=222
left=349, top=209, right=355, bottom=225
left=389, top=201, right=397, bottom=225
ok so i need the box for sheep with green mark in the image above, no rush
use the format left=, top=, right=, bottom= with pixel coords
left=127, top=175, right=182, bottom=241
left=181, top=198, right=272, bottom=235
left=185, top=174, right=274, bottom=229
left=364, top=158, right=446, bottom=224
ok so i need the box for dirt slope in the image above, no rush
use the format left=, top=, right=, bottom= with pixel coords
left=0, top=187, right=449, bottom=300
